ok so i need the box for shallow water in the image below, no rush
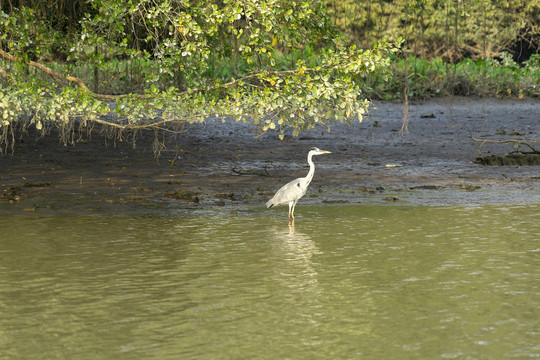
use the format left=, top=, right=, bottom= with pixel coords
left=1, top=205, right=539, bottom=359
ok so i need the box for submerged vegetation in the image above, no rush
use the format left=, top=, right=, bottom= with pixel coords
left=0, top=0, right=538, bottom=152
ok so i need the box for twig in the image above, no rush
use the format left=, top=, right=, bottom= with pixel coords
left=467, top=128, right=539, bottom=154
left=399, top=53, right=409, bottom=137
left=400, top=94, right=409, bottom=136
left=231, top=166, right=270, bottom=177
left=170, top=146, right=180, bottom=167
left=0, top=64, right=16, bottom=84
left=83, top=114, right=202, bottom=131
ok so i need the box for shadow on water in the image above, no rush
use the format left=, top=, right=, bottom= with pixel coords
left=0, top=204, right=539, bottom=359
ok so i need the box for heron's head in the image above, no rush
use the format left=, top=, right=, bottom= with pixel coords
left=310, top=147, right=331, bottom=155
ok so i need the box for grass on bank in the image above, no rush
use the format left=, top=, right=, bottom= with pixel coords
left=373, top=53, right=540, bottom=100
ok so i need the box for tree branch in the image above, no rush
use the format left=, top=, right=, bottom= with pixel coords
left=0, top=64, right=16, bottom=84
left=467, top=128, right=539, bottom=154
left=0, top=48, right=317, bottom=102
left=0, top=48, right=139, bottom=101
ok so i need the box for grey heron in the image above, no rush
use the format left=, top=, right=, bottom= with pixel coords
left=266, top=147, right=331, bottom=222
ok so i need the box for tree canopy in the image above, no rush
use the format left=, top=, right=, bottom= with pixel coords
left=0, top=0, right=401, bottom=151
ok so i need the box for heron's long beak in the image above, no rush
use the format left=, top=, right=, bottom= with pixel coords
left=321, top=150, right=331, bottom=154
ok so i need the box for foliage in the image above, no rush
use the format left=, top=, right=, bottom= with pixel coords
left=0, top=0, right=401, bottom=152
left=325, top=0, right=540, bottom=63
left=367, top=54, right=540, bottom=100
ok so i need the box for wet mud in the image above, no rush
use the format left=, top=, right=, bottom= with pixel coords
left=1, top=96, right=539, bottom=215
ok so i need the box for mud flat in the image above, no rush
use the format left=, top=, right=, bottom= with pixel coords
left=1, top=96, right=538, bottom=215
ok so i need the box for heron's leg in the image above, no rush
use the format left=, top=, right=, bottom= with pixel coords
left=290, top=200, right=297, bottom=220
left=288, top=201, right=293, bottom=221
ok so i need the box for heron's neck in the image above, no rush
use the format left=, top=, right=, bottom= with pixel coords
left=305, top=152, right=315, bottom=184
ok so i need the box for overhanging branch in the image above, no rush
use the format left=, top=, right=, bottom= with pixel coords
left=0, top=48, right=137, bottom=101
left=0, top=48, right=334, bottom=101
left=0, top=64, right=16, bottom=84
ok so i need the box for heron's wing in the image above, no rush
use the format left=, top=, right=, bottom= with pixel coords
left=266, top=177, right=307, bottom=207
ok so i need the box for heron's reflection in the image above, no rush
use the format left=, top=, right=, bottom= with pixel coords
left=288, top=221, right=294, bottom=234
left=270, top=224, right=321, bottom=297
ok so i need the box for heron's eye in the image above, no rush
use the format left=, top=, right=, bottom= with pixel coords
left=296, top=183, right=301, bottom=187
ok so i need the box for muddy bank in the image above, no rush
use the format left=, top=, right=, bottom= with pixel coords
left=1, top=96, right=539, bottom=215
left=475, top=153, right=539, bottom=166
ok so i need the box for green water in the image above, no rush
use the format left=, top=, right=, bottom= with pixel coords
left=1, top=205, right=539, bottom=359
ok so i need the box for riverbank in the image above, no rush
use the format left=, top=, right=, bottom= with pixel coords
left=1, top=96, right=538, bottom=215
